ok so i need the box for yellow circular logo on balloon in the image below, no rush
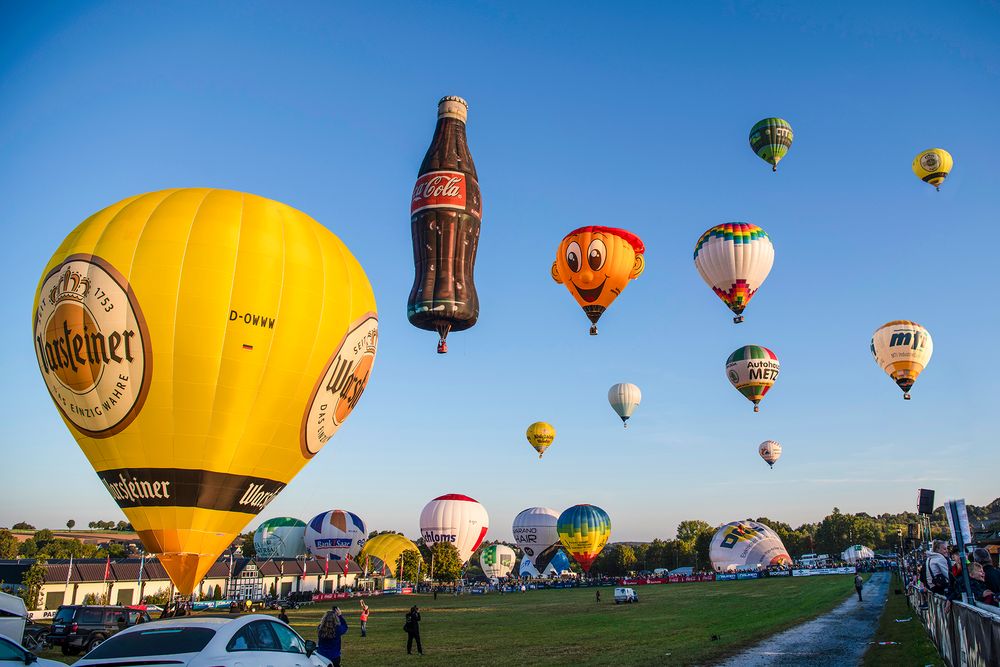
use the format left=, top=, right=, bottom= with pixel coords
left=33, top=254, right=151, bottom=438
left=919, top=152, right=940, bottom=172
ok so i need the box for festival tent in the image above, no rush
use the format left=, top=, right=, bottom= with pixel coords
left=841, top=545, right=875, bottom=562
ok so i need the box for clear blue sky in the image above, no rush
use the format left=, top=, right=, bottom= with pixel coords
left=2, top=1, right=997, bottom=543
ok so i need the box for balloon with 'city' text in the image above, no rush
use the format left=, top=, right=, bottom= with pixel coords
left=749, top=118, right=794, bottom=171
left=32, top=189, right=378, bottom=594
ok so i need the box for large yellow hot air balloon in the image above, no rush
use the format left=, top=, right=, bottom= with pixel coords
left=32, top=189, right=378, bottom=594
left=526, top=422, right=556, bottom=459
left=359, top=534, right=421, bottom=573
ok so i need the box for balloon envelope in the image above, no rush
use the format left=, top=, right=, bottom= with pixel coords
left=525, top=422, right=556, bottom=458
left=726, top=345, right=780, bottom=412
left=420, top=494, right=489, bottom=564
left=870, top=320, right=933, bottom=399
left=710, top=520, right=791, bottom=572
left=551, top=226, right=645, bottom=335
left=842, top=544, right=875, bottom=562
left=912, top=148, right=953, bottom=190
left=758, top=440, right=782, bottom=468
left=32, top=189, right=378, bottom=594
left=359, top=534, right=421, bottom=573
left=749, top=117, right=794, bottom=170
left=512, top=507, right=561, bottom=573
left=253, top=518, right=307, bottom=559
left=693, top=223, right=774, bottom=323
left=557, top=504, right=611, bottom=573
left=607, top=383, right=641, bottom=427
left=306, top=510, right=368, bottom=561
left=480, top=544, right=516, bottom=579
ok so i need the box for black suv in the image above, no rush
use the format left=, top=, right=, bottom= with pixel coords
left=47, top=605, right=151, bottom=655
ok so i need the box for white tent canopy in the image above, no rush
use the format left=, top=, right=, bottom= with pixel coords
left=0, top=591, right=27, bottom=643
left=841, top=545, right=875, bottom=562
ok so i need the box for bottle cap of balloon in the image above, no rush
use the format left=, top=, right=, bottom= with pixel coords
left=438, top=96, right=468, bottom=121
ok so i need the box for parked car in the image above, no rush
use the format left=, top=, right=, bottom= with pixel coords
left=20, top=618, right=51, bottom=652
left=0, top=633, right=64, bottom=666
left=614, top=587, right=639, bottom=604
left=74, top=615, right=325, bottom=666
left=47, top=605, right=151, bottom=656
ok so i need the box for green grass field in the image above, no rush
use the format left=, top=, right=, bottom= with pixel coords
left=861, top=575, right=942, bottom=667
left=38, top=574, right=871, bottom=666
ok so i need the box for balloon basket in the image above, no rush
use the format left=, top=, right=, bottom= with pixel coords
left=589, top=325, right=598, bottom=336
left=753, top=405, right=760, bottom=413
left=903, top=393, right=911, bottom=400
left=437, top=339, right=448, bottom=354
left=772, top=165, right=777, bottom=172
left=733, top=315, right=744, bottom=324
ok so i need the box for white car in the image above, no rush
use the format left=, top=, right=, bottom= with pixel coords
left=614, top=587, right=639, bottom=604
left=0, top=634, right=64, bottom=666
left=74, top=614, right=331, bottom=666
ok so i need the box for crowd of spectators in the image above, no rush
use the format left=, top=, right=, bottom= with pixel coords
left=902, top=539, right=1000, bottom=609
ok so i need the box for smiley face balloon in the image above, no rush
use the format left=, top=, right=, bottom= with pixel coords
left=551, top=226, right=645, bottom=335
left=32, top=189, right=378, bottom=594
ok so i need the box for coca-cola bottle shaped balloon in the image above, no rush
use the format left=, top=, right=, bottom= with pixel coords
left=407, top=96, right=482, bottom=353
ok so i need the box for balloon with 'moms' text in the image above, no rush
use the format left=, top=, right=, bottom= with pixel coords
left=32, top=189, right=378, bottom=594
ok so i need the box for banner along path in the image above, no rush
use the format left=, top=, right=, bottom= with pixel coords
left=716, top=571, right=890, bottom=667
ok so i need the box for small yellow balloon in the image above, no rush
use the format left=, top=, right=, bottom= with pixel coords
left=33, top=189, right=378, bottom=594
left=526, top=422, right=556, bottom=459
left=912, top=148, right=953, bottom=191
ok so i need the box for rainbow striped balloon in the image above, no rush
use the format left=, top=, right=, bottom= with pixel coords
left=557, top=504, right=611, bottom=573
left=693, top=223, right=774, bottom=323
left=726, top=345, right=780, bottom=412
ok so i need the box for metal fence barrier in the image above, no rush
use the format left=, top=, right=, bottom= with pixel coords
left=908, top=590, right=1000, bottom=666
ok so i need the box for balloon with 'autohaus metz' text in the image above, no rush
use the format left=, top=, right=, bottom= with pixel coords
left=32, top=189, right=378, bottom=594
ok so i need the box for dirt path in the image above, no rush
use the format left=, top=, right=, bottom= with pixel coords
left=715, top=571, right=890, bottom=667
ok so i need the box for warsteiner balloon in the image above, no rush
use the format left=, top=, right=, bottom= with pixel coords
left=693, top=223, right=774, bottom=323
left=749, top=118, right=793, bottom=171
left=552, top=226, right=644, bottom=335
left=710, top=520, right=790, bottom=572
left=557, top=504, right=610, bottom=573
left=912, top=148, right=953, bottom=191
left=526, top=422, right=556, bottom=459
left=254, top=518, right=307, bottom=559
left=758, top=440, right=782, bottom=469
left=726, top=345, right=780, bottom=412
left=32, top=189, right=378, bottom=594
left=870, top=320, right=933, bottom=399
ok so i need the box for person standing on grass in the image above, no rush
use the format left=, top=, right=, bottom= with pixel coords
left=317, top=605, right=348, bottom=667
left=278, top=607, right=289, bottom=624
left=854, top=573, right=864, bottom=601
left=405, top=605, right=422, bottom=655
left=595, top=589, right=601, bottom=603
left=359, top=599, right=369, bottom=637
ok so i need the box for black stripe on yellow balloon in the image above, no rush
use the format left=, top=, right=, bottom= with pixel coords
left=97, top=468, right=285, bottom=513
left=921, top=172, right=948, bottom=183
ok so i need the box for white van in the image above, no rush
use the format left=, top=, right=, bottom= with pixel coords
left=614, top=587, right=638, bottom=604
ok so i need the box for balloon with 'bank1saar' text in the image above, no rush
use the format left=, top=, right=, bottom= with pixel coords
left=32, top=188, right=378, bottom=595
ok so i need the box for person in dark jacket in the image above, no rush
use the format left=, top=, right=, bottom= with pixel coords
left=973, top=548, right=1000, bottom=596
left=278, top=607, right=289, bottom=624
left=317, top=606, right=348, bottom=667
left=405, top=605, right=422, bottom=655
left=968, top=562, right=997, bottom=605
left=854, top=574, right=864, bottom=601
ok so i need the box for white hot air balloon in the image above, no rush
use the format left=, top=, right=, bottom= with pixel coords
left=512, top=507, right=561, bottom=574
left=758, top=440, right=782, bottom=469
left=305, top=510, right=368, bottom=563
left=870, top=320, right=933, bottom=400
left=709, top=520, right=791, bottom=572
left=480, top=544, right=516, bottom=580
left=420, top=494, right=490, bottom=564
left=693, top=223, right=774, bottom=324
left=608, top=383, right=642, bottom=428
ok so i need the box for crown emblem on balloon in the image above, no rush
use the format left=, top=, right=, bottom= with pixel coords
left=49, top=267, right=92, bottom=304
